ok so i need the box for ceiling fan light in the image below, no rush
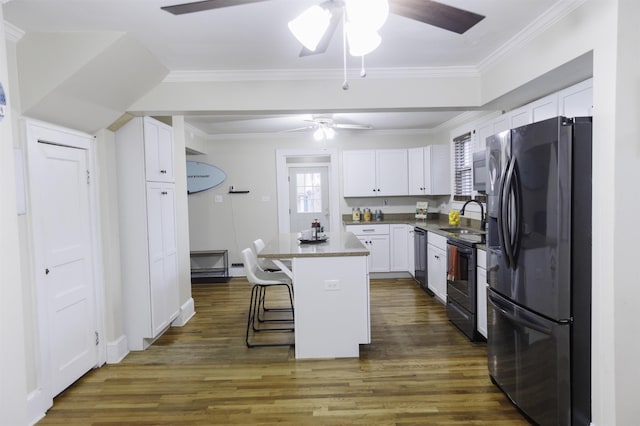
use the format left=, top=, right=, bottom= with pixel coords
left=288, top=5, right=332, bottom=51
left=345, top=0, right=389, bottom=30
left=325, top=127, right=336, bottom=139
left=346, top=24, right=381, bottom=57
left=313, top=127, right=325, bottom=141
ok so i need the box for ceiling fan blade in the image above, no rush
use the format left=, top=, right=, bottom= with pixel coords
left=299, top=6, right=343, bottom=57
left=161, top=0, right=269, bottom=15
left=282, top=126, right=315, bottom=133
left=389, top=0, right=485, bottom=34
left=334, top=124, right=373, bottom=130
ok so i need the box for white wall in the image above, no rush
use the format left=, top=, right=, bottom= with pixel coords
left=0, top=7, right=29, bottom=426
left=186, top=129, right=447, bottom=265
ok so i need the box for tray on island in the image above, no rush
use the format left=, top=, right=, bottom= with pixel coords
left=298, top=236, right=328, bottom=244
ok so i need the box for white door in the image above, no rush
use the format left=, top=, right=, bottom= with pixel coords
left=289, top=166, right=331, bottom=233
left=31, top=141, right=98, bottom=396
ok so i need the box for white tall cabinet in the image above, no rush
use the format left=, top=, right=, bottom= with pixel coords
left=116, top=116, right=179, bottom=351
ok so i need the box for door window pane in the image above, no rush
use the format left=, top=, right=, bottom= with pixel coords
left=296, top=172, right=322, bottom=213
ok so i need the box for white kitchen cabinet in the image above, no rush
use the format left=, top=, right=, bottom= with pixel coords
left=407, top=226, right=415, bottom=277
left=558, top=78, right=593, bottom=117
left=476, top=248, right=488, bottom=339
left=427, top=232, right=447, bottom=303
left=143, top=117, right=175, bottom=182
left=343, top=149, right=408, bottom=197
left=116, top=116, right=179, bottom=351
left=476, top=116, right=510, bottom=152
left=346, top=224, right=390, bottom=272
left=390, top=224, right=409, bottom=272
left=408, top=145, right=451, bottom=195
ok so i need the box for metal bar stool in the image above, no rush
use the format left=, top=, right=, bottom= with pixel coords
left=241, top=248, right=294, bottom=348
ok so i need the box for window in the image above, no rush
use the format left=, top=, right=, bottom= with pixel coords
left=453, top=132, right=473, bottom=196
left=295, top=172, right=322, bottom=213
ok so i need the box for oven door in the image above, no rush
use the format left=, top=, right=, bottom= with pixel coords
left=446, top=240, right=475, bottom=312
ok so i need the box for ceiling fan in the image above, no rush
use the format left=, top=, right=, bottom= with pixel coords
left=161, top=0, right=486, bottom=57
left=285, top=116, right=372, bottom=141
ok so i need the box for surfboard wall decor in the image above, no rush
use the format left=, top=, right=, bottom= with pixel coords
left=186, top=161, right=226, bottom=194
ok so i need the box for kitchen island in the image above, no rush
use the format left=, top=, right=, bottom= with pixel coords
left=258, top=232, right=370, bottom=359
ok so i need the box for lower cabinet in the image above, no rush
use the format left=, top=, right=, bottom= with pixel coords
left=427, top=232, right=447, bottom=303
left=476, top=248, right=488, bottom=338
left=407, top=226, right=415, bottom=277
left=346, top=224, right=390, bottom=273
left=390, top=224, right=409, bottom=272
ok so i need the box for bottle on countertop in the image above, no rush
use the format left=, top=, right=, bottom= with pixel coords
left=352, top=207, right=361, bottom=222
left=375, top=209, right=383, bottom=222
left=363, top=208, right=372, bottom=222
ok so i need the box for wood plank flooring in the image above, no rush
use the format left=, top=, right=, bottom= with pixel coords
left=39, top=278, right=530, bottom=425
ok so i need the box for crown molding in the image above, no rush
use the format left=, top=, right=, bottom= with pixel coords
left=164, top=65, right=479, bottom=83
left=478, top=0, right=588, bottom=73
left=3, top=20, right=25, bottom=42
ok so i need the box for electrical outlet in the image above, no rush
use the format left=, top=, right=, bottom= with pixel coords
left=324, top=280, right=340, bottom=291
left=214, top=195, right=223, bottom=203
left=383, top=199, right=389, bottom=206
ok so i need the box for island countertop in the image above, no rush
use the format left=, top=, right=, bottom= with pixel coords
left=258, top=232, right=369, bottom=259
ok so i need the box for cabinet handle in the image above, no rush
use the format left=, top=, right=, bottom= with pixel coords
left=161, top=191, right=168, bottom=195
left=363, top=229, right=376, bottom=232
left=160, top=169, right=167, bottom=174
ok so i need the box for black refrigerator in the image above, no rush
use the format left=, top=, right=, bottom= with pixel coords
left=485, top=116, right=591, bottom=426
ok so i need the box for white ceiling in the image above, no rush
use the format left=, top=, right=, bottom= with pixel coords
left=4, top=0, right=567, bottom=136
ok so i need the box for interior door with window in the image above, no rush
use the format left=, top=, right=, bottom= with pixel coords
left=288, top=166, right=330, bottom=233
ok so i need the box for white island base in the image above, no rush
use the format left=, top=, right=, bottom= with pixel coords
left=292, top=255, right=370, bottom=359
left=260, top=232, right=370, bottom=359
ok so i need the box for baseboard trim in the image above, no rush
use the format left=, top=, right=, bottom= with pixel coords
left=27, top=387, right=50, bottom=426
left=106, top=335, right=129, bottom=364
left=172, top=297, right=195, bottom=327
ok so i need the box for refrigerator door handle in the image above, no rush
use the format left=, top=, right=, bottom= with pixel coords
left=510, top=158, right=523, bottom=265
left=501, top=157, right=516, bottom=268
left=488, top=292, right=552, bottom=335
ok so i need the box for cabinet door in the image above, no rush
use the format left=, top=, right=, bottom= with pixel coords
left=426, top=145, right=451, bottom=195
left=144, top=117, right=174, bottom=183
left=343, top=150, right=376, bottom=197
left=476, top=265, right=488, bottom=338
left=368, top=234, right=390, bottom=272
left=427, top=244, right=446, bottom=303
left=558, top=78, right=593, bottom=117
left=530, top=93, right=559, bottom=123
left=407, top=227, right=415, bottom=277
left=390, top=224, right=408, bottom=272
left=408, top=147, right=425, bottom=195
left=146, top=183, right=179, bottom=337
left=376, top=149, right=408, bottom=196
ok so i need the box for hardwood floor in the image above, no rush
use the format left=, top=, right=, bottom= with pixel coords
left=39, top=278, right=530, bottom=425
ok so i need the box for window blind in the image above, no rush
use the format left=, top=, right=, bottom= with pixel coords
left=453, top=132, right=472, bottom=195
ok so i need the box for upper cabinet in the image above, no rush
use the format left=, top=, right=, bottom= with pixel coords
left=475, top=79, right=592, bottom=152
left=408, top=145, right=451, bottom=195
left=143, top=117, right=175, bottom=182
left=558, top=78, right=593, bottom=117
left=343, top=149, right=408, bottom=197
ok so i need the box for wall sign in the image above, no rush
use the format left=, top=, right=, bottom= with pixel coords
left=186, top=161, right=226, bottom=194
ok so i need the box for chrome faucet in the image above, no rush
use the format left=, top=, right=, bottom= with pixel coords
left=460, top=199, right=486, bottom=231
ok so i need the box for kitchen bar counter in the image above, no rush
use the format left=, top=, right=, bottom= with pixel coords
left=259, top=231, right=369, bottom=259
left=258, top=232, right=370, bottom=359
